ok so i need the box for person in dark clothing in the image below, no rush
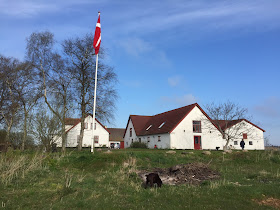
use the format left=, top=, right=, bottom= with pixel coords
left=240, top=139, right=245, bottom=150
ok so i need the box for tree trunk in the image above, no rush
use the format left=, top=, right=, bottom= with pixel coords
left=5, top=121, right=12, bottom=144
left=78, top=83, right=86, bottom=151
left=61, top=126, right=66, bottom=153
left=78, top=111, right=85, bottom=151
left=21, top=106, right=28, bottom=151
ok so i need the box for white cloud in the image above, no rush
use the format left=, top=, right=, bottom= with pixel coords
left=254, top=96, right=280, bottom=118
left=161, top=94, right=198, bottom=106
left=0, top=0, right=103, bottom=17
left=118, top=37, right=152, bottom=57
left=109, top=0, right=280, bottom=38
left=168, top=75, right=183, bottom=87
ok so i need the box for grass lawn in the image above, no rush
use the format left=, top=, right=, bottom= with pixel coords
left=0, top=148, right=280, bottom=209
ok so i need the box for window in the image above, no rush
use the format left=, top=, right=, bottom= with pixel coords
left=94, top=123, right=97, bottom=130
left=234, top=141, right=238, bottom=145
left=243, top=133, right=247, bottom=139
left=131, top=139, right=133, bottom=143
left=249, top=141, right=253, bottom=145
left=91, top=123, right=93, bottom=130
left=84, top=123, right=88, bottom=129
left=193, top=121, right=201, bottom=133
left=158, top=136, right=161, bottom=142
left=147, top=137, right=150, bottom=143
left=130, top=128, right=132, bottom=137
left=158, top=122, right=165, bottom=129
left=146, top=125, right=152, bottom=130
left=94, top=136, right=99, bottom=143
left=139, top=138, right=141, bottom=143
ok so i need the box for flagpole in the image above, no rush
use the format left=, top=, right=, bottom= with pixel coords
left=91, top=11, right=101, bottom=153
left=91, top=53, right=98, bottom=153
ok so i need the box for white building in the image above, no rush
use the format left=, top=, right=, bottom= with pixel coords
left=123, top=103, right=265, bottom=150
left=215, top=119, right=265, bottom=150
left=55, top=115, right=110, bottom=148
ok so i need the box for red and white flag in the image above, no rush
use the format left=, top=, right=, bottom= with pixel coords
left=93, top=12, right=101, bottom=55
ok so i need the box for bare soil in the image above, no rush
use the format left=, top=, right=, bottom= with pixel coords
left=137, top=162, right=220, bottom=185
left=253, top=197, right=280, bottom=209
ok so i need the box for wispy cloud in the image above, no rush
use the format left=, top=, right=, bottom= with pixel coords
left=109, top=0, right=280, bottom=39
left=168, top=75, right=183, bottom=87
left=254, top=96, right=280, bottom=118
left=118, top=37, right=152, bottom=57
left=161, top=94, right=198, bottom=106
left=0, top=0, right=102, bottom=17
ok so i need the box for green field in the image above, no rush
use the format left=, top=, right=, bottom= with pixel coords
left=1, top=149, right=280, bottom=209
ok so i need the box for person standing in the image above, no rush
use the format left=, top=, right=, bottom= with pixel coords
left=240, top=139, right=245, bottom=150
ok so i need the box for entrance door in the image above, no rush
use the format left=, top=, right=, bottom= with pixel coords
left=194, top=136, right=201, bottom=150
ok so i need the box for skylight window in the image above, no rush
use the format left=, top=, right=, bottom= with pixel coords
left=158, top=122, right=166, bottom=129
left=146, top=125, right=152, bottom=131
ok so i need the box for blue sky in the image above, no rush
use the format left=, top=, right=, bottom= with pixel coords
left=1, top=0, right=280, bottom=145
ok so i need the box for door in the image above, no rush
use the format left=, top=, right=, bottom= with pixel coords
left=194, top=136, right=201, bottom=150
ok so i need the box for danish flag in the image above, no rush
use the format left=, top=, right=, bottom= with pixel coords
left=93, top=12, right=101, bottom=55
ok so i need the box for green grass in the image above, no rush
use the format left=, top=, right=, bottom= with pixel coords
left=0, top=149, right=280, bottom=209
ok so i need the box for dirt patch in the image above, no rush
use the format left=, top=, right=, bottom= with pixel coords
left=137, top=162, right=220, bottom=185
left=253, top=197, right=280, bottom=209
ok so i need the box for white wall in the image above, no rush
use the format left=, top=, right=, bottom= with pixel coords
left=137, top=134, right=170, bottom=149
left=55, top=116, right=109, bottom=147
left=124, top=119, right=137, bottom=148
left=223, top=120, right=265, bottom=150
left=171, top=106, right=223, bottom=150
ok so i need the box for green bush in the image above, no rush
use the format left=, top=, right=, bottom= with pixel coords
left=130, top=142, right=148, bottom=148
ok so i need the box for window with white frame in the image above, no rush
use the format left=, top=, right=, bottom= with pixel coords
left=84, top=123, right=88, bottom=129
left=146, top=125, right=152, bottom=130
left=158, top=122, right=165, bottom=129
left=158, top=136, right=161, bottom=142
left=147, top=137, right=150, bottom=143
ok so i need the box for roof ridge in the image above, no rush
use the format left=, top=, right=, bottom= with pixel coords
left=153, top=103, right=197, bottom=117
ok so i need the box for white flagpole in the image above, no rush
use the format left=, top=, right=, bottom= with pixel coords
left=91, top=53, right=98, bottom=153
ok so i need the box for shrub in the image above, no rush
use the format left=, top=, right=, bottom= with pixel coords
left=130, top=142, right=148, bottom=148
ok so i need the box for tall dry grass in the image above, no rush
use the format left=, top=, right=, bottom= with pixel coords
left=0, top=151, right=48, bottom=186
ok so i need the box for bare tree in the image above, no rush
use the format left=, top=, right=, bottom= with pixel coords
left=204, top=101, right=252, bottom=150
left=11, top=61, right=42, bottom=150
left=33, top=110, right=60, bottom=152
left=0, top=55, right=21, bottom=144
left=26, top=31, right=73, bottom=153
left=62, top=33, right=118, bottom=151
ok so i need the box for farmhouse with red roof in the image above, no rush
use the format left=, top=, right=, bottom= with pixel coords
left=123, top=103, right=265, bottom=150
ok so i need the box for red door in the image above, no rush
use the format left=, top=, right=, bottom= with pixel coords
left=194, top=136, right=201, bottom=150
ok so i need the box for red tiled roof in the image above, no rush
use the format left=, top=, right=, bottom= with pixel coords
left=128, top=103, right=197, bottom=136
left=65, top=115, right=110, bottom=134
left=125, top=103, right=265, bottom=136
left=107, top=128, right=125, bottom=141
left=213, top=119, right=265, bottom=132
left=65, top=118, right=80, bottom=126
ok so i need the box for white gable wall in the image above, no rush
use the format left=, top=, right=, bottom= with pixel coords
left=223, top=120, right=265, bottom=150
left=55, top=116, right=109, bottom=147
left=124, top=119, right=137, bottom=148
left=171, top=106, right=223, bottom=150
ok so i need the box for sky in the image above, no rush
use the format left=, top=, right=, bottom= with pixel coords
left=1, top=0, right=280, bottom=145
